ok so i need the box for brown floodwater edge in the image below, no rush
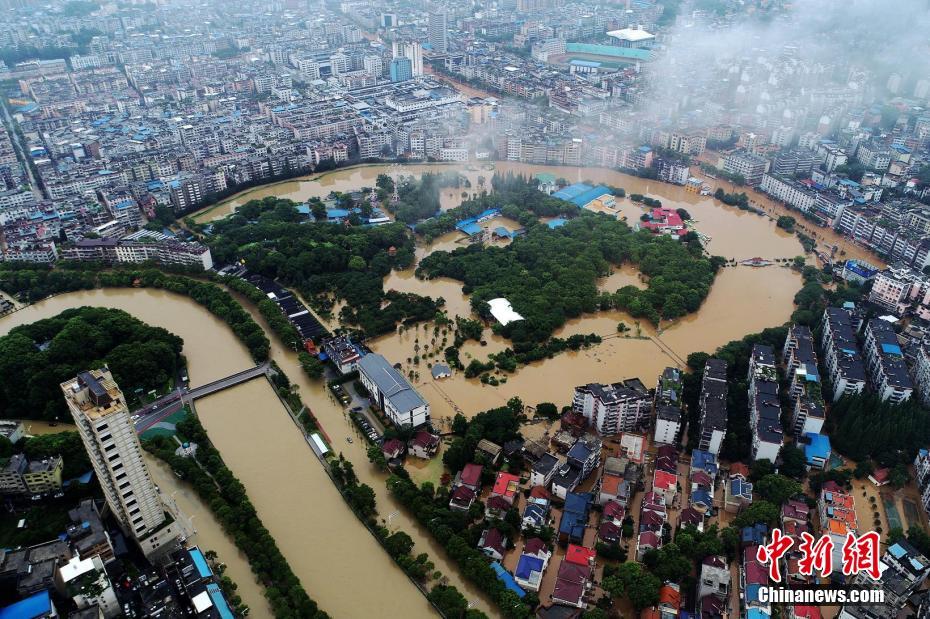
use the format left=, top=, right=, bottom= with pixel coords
left=0, top=288, right=491, bottom=617
left=186, top=159, right=884, bottom=268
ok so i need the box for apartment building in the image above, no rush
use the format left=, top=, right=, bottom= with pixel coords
left=698, top=359, right=728, bottom=456
left=61, top=368, right=180, bottom=560
left=721, top=150, right=768, bottom=185
left=783, top=324, right=820, bottom=404
left=748, top=345, right=783, bottom=462
left=862, top=319, right=913, bottom=403
left=915, top=449, right=930, bottom=514
left=821, top=307, right=867, bottom=401
left=760, top=174, right=818, bottom=213
left=572, top=379, right=651, bottom=435
left=913, top=345, right=930, bottom=407
left=782, top=325, right=825, bottom=436
left=869, top=267, right=930, bottom=315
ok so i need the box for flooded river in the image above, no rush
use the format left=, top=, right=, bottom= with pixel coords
left=0, top=288, right=489, bottom=617
left=0, top=160, right=829, bottom=618
left=193, top=379, right=434, bottom=619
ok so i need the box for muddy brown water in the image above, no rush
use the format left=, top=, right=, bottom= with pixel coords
left=0, top=289, right=484, bottom=617
left=2, top=161, right=819, bottom=617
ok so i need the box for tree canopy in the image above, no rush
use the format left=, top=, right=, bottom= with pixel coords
left=0, top=307, right=183, bottom=420
left=207, top=196, right=441, bottom=337
left=418, top=175, right=723, bottom=338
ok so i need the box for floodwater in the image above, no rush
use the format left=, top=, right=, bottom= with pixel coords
left=190, top=161, right=807, bottom=424
left=0, top=161, right=826, bottom=617
left=194, top=163, right=491, bottom=223
left=145, top=455, right=273, bottom=618
left=194, top=379, right=434, bottom=619
left=373, top=264, right=803, bottom=421
left=193, top=161, right=802, bottom=260
left=0, top=288, right=489, bottom=617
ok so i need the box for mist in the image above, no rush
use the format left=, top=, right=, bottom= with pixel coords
left=641, top=0, right=930, bottom=128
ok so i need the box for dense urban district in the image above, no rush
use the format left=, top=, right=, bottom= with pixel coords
left=3, top=1, right=930, bottom=619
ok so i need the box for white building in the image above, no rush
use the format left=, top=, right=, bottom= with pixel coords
left=760, top=174, right=818, bottom=213
left=61, top=369, right=180, bottom=561
left=55, top=554, right=120, bottom=617
left=358, top=353, right=430, bottom=427
left=572, top=380, right=651, bottom=435
left=913, top=345, right=930, bottom=408
left=821, top=307, right=867, bottom=402
left=654, top=405, right=681, bottom=445
left=863, top=319, right=913, bottom=404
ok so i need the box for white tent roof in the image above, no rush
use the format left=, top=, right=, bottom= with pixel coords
left=192, top=591, right=213, bottom=613
left=606, top=28, right=655, bottom=42
left=488, top=298, right=524, bottom=325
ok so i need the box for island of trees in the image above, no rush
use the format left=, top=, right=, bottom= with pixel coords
left=207, top=197, right=443, bottom=337
left=417, top=174, right=725, bottom=336
left=0, top=306, right=183, bottom=421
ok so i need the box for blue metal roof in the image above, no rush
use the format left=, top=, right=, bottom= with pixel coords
left=515, top=554, right=544, bottom=580
left=189, top=547, right=213, bottom=579
left=803, top=432, right=831, bottom=462
left=0, top=590, right=52, bottom=619
left=207, top=583, right=235, bottom=619
left=457, top=222, right=482, bottom=235
left=881, top=343, right=903, bottom=356
left=492, top=562, right=526, bottom=597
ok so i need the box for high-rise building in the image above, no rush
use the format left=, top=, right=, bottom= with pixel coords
left=61, top=368, right=180, bottom=561
left=392, top=40, right=423, bottom=76
left=390, top=56, right=413, bottom=82
left=428, top=11, right=448, bottom=53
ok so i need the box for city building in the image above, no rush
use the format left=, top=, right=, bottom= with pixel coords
left=697, top=359, right=728, bottom=456
left=841, top=540, right=930, bottom=619
left=428, top=11, right=448, bottom=53
left=818, top=481, right=858, bottom=572
left=821, top=307, right=867, bottom=402
left=721, top=151, right=768, bottom=186
left=748, top=344, right=783, bottom=462
left=862, top=319, right=913, bottom=403
left=54, top=554, right=120, bottom=617
left=389, top=57, right=413, bottom=83
left=571, top=379, right=651, bottom=435
left=358, top=353, right=430, bottom=427
left=61, top=368, right=180, bottom=561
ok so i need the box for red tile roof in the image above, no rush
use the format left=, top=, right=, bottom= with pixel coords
left=603, top=500, right=625, bottom=521
left=411, top=429, right=440, bottom=449
left=492, top=472, right=521, bottom=497
left=564, top=544, right=596, bottom=566
left=460, top=463, right=483, bottom=487
left=530, top=486, right=551, bottom=500
left=523, top=538, right=548, bottom=556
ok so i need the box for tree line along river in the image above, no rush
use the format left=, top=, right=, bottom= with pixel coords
left=0, top=161, right=867, bottom=618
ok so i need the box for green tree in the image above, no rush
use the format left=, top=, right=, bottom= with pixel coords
left=755, top=474, right=803, bottom=506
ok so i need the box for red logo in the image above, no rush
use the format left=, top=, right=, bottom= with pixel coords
left=797, top=532, right=833, bottom=578
left=757, top=529, right=883, bottom=582
left=842, top=531, right=881, bottom=579
left=756, top=528, right=794, bottom=582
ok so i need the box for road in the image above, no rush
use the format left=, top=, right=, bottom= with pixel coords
left=0, top=99, right=42, bottom=199
left=132, top=362, right=270, bottom=433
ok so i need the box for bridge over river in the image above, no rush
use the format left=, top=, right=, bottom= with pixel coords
left=133, top=362, right=271, bottom=433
